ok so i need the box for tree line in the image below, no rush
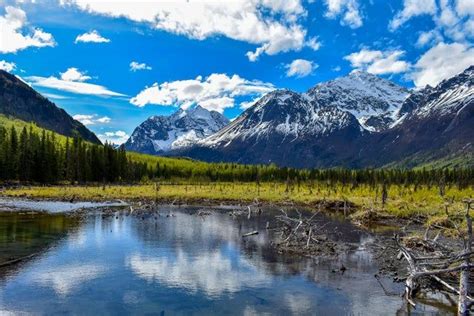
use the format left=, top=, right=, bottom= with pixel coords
left=0, top=126, right=148, bottom=183
left=0, top=125, right=473, bottom=187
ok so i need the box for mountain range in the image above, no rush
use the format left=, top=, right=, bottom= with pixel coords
left=124, top=105, right=229, bottom=154
left=0, top=70, right=100, bottom=144
left=165, top=66, right=473, bottom=168
left=1, top=65, right=472, bottom=169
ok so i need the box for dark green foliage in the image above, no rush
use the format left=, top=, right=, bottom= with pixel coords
left=0, top=126, right=148, bottom=183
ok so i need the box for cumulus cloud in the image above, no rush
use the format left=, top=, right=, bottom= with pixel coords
left=409, top=42, right=474, bottom=87
left=344, top=49, right=411, bottom=75
left=60, top=67, right=91, bottom=82
left=416, top=30, right=443, bottom=47
left=62, top=0, right=310, bottom=61
left=0, top=60, right=16, bottom=72
left=389, top=0, right=437, bottom=30
left=390, top=0, right=473, bottom=43
left=0, top=6, right=56, bottom=53
left=130, top=73, right=274, bottom=113
left=305, top=37, right=322, bottom=51
left=323, top=0, right=363, bottom=28
left=73, top=114, right=111, bottom=125
left=98, top=130, right=129, bottom=145
left=27, top=67, right=125, bottom=97
left=285, top=59, right=317, bottom=78
left=75, top=30, right=110, bottom=43
left=130, top=61, right=152, bottom=72
left=456, top=0, right=474, bottom=16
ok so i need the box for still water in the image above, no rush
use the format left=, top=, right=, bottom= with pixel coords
left=0, top=204, right=453, bottom=315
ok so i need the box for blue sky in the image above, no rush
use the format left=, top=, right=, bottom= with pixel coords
left=0, top=0, right=473, bottom=144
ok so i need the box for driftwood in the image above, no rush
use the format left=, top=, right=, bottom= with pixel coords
left=0, top=252, right=38, bottom=268
left=396, top=199, right=474, bottom=315
left=275, top=209, right=325, bottom=247
left=242, top=231, right=259, bottom=237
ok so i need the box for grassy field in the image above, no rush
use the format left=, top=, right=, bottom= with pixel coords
left=2, top=182, right=473, bottom=221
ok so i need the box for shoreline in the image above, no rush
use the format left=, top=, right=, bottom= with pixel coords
left=3, top=183, right=472, bottom=225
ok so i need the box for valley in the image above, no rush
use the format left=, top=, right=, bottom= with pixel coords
left=1, top=46, right=473, bottom=316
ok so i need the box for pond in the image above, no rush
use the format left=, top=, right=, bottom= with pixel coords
left=0, top=202, right=454, bottom=315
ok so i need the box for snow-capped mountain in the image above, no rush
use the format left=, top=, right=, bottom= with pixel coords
left=396, top=65, right=473, bottom=125
left=201, top=89, right=361, bottom=148
left=361, top=65, right=473, bottom=167
left=174, top=87, right=365, bottom=167
left=306, top=70, right=409, bottom=131
left=172, top=66, right=473, bottom=168
left=125, top=105, right=229, bottom=154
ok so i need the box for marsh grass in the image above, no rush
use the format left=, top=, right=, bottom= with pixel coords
left=3, top=182, right=473, bottom=221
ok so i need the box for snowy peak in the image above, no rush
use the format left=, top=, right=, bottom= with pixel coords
left=125, top=106, right=229, bottom=154
left=200, top=87, right=362, bottom=148
left=173, top=67, right=473, bottom=168
left=306, top=71, right=409, bottom=131
left=395, top=65, right=473, bottom=124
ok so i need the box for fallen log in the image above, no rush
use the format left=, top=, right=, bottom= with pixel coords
left=242, top=231, right=258, bottom=237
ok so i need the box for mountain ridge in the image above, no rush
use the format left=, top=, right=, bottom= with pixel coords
left=171, top=66, right=473, bottom=168
left=125, top=105, right=229, bottom=154
left=0, top=70, right=101, bottom=144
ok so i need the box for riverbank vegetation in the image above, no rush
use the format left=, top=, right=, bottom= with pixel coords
left=2, top=182, right=473, bottom=220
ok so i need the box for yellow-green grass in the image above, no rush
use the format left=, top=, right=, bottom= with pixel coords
left=2, top=182, right=473, bottom=220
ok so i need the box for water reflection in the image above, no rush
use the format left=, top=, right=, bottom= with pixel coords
left=32, top=263, right=106, bottom=296
left=0, top=206, right=456, bottom=315
left=0, top=212, right=79, bottom=265
left=127, top=250, right=271, bottom=298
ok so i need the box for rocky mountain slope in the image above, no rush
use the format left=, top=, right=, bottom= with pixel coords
left=306, top=70, right=409, bottom=131
left=125, top=105, right=229, bottom=154
left=358, top=65, right=474, bottom=167
left=0, top=70, right=101, bottom=144
left=173, top=66, right=473, bottom=168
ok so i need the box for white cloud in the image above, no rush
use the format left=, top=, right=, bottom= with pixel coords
left=75, top=30, right=110, bottom=43
left=366, top=51, right=411, bottom=74
left=456, top=0, right=474, bottom=16
left=130, top=73, right=274, bottom=113
left=98, top=130, right=129, bottom=145
left=324, top=0, right=363, bottom=28
left=389, top=0, right=437, bottom=30
left=344, top=49, right=382, bottom=67
left=130, top=61, right=152, bottom=72
left=0, top=60, right=16, bottom=72
left=62, top=0, right=309, bottom=61
left=390, top=0, right=473, bottom=43
left=305, top=37, right=322, bottom=51
left=73, top=114, right=111, bottom=125
left=409, top=42, right=474, bottom=87
left=344, top=49, right=410, bottom=75
left=60, top=67, right=91, bottom=82
left=416, top=30, right=443, bottom=47
left=43, top=93, right=68, bottom=100
left=239, top=97, right=261, bottom=110
left=285, top=59, right=317, bottom=78
left=27, top=68, right=125, bottom=97
left=0, top=6, right=55, bottom=53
